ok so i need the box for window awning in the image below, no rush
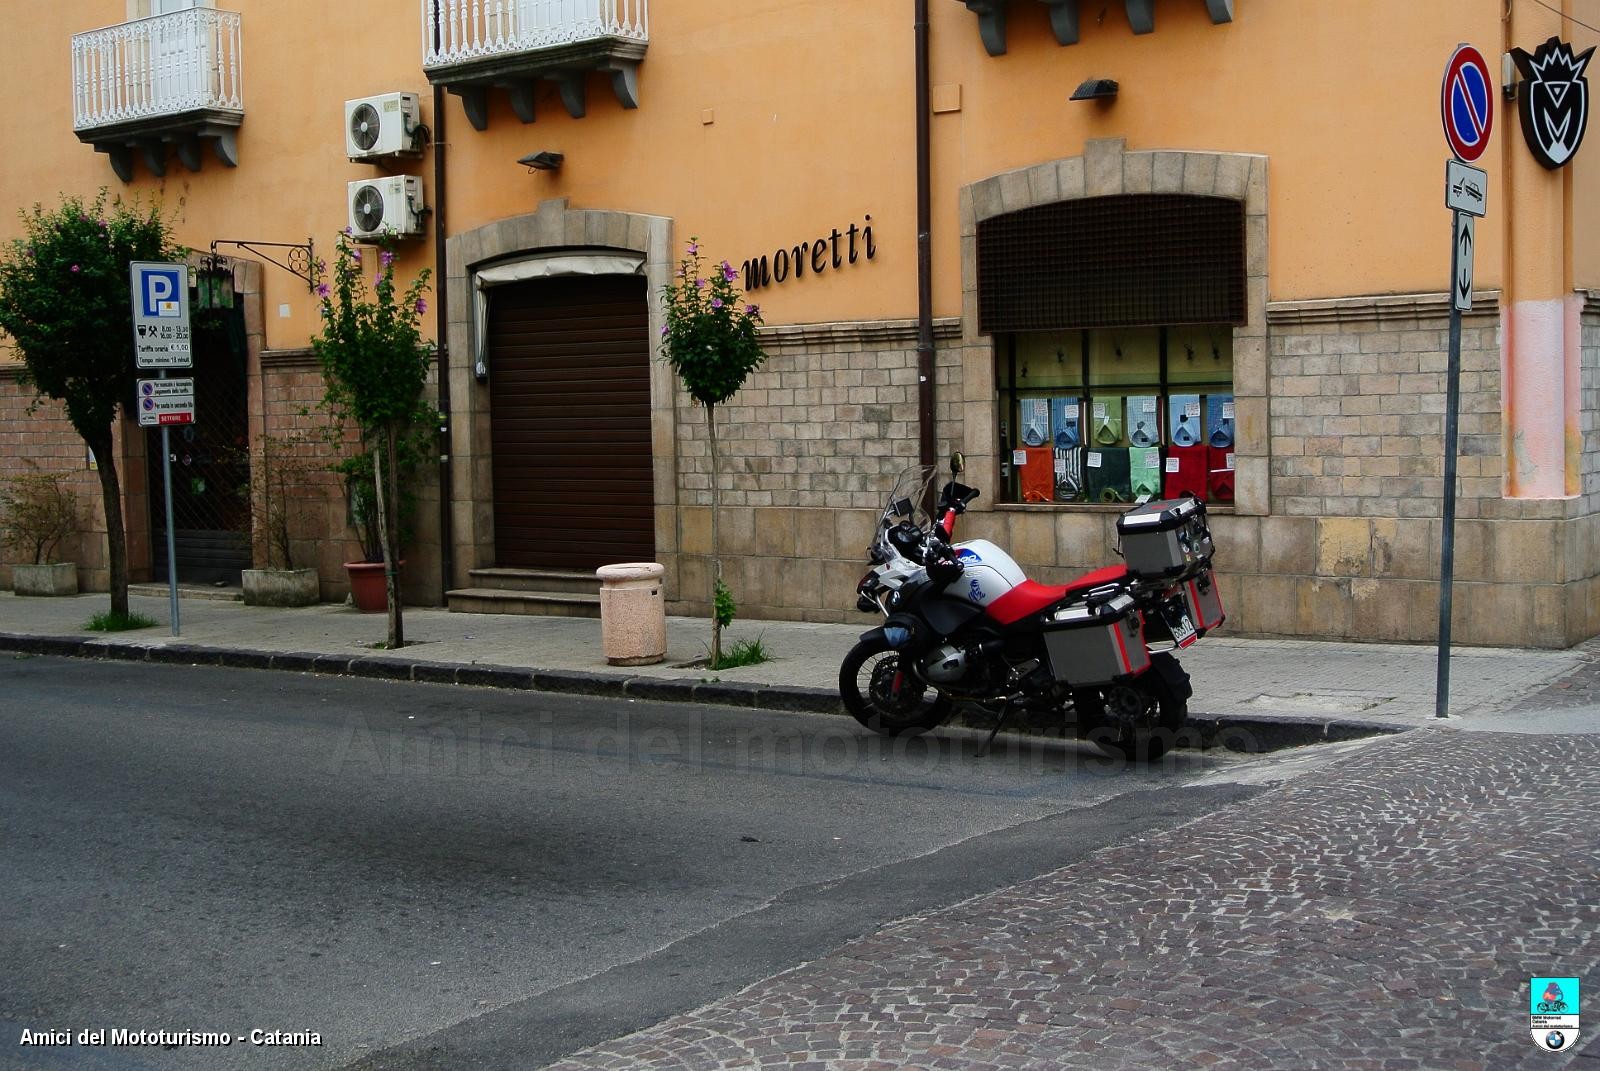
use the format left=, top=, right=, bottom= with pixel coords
left=472, top=249, right=646, bottom=378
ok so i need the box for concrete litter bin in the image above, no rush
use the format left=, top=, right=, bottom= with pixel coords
left=596, top=562, right=667, bottom=666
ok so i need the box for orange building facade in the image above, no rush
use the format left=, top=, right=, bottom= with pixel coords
left=2, top=0, right=1599, bottom=645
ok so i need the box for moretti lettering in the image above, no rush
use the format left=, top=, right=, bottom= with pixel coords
left=741, top=216, right=876, bottom=291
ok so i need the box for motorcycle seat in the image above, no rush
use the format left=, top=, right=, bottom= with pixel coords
left=984, top=566, right=1129, bottom=626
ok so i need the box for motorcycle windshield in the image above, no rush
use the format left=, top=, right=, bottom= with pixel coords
left=878, top=464, right=938, bottom=534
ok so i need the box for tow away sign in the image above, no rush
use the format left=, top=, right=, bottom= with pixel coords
left=136, top=378, right=195, bottom=427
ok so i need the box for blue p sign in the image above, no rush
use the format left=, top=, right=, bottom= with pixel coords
left=140, top=267, right=184, bottom=318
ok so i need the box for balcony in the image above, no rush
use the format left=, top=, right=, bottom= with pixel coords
left=421, top=0, right=647, bottom=130
left=71, top=8, right=244, bottom=181
left=958, top=0, right=1233, bottom=56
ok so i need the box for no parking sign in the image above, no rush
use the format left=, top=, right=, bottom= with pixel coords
left=1442, top=44, right=1494, bottom=161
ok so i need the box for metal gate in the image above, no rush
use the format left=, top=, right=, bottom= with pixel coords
left=148, top=303, right=251, bottom=584
left=487, top=274, right=654, bottom=571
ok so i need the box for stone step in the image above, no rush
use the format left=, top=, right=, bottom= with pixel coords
left=466, top=567, right=598, bottom=596
left=129, top=582, right=243, bottom=603
left=445, top=587, right=602, bottom=618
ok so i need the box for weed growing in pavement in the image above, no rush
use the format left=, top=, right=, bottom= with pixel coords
left=708, top=635, right=772, bottom=671
left=84, top=610, right=157, bottom=632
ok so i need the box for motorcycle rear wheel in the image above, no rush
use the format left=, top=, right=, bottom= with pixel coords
left=1072, top=652, right=1189, bottom=761
left=839, top=637, right=951, bottom=737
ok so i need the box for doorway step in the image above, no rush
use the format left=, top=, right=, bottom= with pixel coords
left=445, top=567, right=600, bottom=617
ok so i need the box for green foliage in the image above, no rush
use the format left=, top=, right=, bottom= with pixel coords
left=0, top=191, right=178, bottom=441
left=312, top=233, right=435, bottom=440
left=84, top=610, right=157, bottom=632
left=709, top=634, right=772, bottom=671
left=713, top=578, right=737, bottom=630
left=0, top=467, right=80, bottom=565
left=659, top=238, right=766, bottom=406
left=310, top=233, right=436, bottom=564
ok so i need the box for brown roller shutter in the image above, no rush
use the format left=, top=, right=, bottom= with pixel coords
left=487, top=274, right=655, bottom=570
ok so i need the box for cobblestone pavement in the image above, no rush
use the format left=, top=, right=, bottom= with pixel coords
left=545, top=729, right=1599, bottom=1070
left=1516, top=637, right=1600, bottom=710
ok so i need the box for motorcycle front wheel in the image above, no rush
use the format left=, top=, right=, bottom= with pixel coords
left=839, top=637, right=951, bottom=737
left=1072, top=651, right=1189, bottom=761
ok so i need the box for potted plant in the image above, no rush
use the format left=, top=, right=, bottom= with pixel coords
left=311, top=232, right=434, bottom=644
left=1, top=468, right=82, bottom=596
left=240, top=432, right=321, bottom=607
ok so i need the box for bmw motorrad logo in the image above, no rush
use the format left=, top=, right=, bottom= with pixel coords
left=1546, top=1031, right=1567, bottom=1050
left=1511, top=36, right=1595, bottom=169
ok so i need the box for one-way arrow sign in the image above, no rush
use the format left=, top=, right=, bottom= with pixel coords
left=1454, top=213, right=1475, bottom=311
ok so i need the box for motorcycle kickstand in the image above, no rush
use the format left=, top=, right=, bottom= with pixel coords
left=976, top=703, right=1013, bottom=758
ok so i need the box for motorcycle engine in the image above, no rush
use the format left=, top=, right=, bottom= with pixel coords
left=921, top=643, right=969, bottom=684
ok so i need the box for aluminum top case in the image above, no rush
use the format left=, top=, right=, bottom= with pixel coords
left=1116, top=496, right=1214, bottom=581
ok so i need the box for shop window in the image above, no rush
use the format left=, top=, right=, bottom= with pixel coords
left=979, top=193, right=1245, bottom=506
left=997, top=328, right=1234, bottom=505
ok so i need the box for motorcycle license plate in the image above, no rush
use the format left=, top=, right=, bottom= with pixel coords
left=1166, top=604, right=1198, bottom=648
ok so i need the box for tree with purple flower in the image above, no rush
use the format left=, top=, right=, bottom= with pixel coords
left=658, top=237, right=767, bottom=667
left=0, top=191, right=181, bottom=624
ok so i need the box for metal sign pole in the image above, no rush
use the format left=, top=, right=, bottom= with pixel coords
left=160, top=369, right=180, bottom=638
left=1435, top=211, right=1467, bottom=718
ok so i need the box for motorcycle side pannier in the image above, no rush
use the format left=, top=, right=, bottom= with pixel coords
left=1115, top=497, right=1214, bottom=581
left=1180, top=567, right=1226, bottom=634
left=1043, top=592, right=1150, bottom=686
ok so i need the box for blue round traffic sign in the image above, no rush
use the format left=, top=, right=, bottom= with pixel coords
left=1443, top=44, right=1494, bottom=161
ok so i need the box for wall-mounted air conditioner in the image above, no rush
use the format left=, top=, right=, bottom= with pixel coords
left=344, top=92, right=423, bottom=161
left=347, top=176, right=426, bottom=239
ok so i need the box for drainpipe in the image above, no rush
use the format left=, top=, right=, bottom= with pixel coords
left=915, top=0, right=937, bottom=470
left=433, top=83, right=455, bottom=603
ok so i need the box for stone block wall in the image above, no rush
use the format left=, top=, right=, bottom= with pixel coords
left=665, top=318, right=963, bottom=621
left=256, top=349, right=442, bottom=605
left=0, top=369, right=110, bottom=591
left=1266, top=295, right=1504, bottom=519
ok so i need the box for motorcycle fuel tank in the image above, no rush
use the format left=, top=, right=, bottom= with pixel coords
left=952, top=540, right=1025, bottom=608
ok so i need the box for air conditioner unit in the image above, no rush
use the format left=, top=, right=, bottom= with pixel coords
left=344, top=92, right=423, bottom=161
left=347, top=176, right=426, bottom=239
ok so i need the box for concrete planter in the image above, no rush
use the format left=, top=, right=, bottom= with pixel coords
left=12, top=562, right=79, bottom=596
left=242, top=567, right=320, bottom=607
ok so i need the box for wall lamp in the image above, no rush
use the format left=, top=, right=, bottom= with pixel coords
left=1070, top=78, right=1119, bottom=102
left=519, top=150, right=565, bottom=172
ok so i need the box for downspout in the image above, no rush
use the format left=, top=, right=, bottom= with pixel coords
left=915, top=0, right=937, bottom=470
left=433, top=83, right=455, bottom=602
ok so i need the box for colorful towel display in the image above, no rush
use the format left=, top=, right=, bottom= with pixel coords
left=1206, top=393, right=1235, bottom=448
left=1086, top=447, right=1132, bottom=502
left=1130, top=446, right=1163, bottom=499
left=1090, top=396, right=1123, bottom=446
left=1208, top=446, right=1235, bottom=502
left=1169, top=393, right=1202, bottom=447
left=1053, top=447, right=1083, bottom=501
left=1019, top=398, right=1051, bottom=448
left=1019, top=444, right=1055, bottom=502
left=1126, top=395, right=1161, bottom=447
left=1050, top=397, right=1080, bottom=448
left=1163, top=444, right=1208, bottom=499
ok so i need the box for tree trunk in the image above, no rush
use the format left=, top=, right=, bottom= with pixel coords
left=707, top=401, right=722, bottom=668
left=88, top=428, right=129, bottom=618
left=372, top=431, right=403, bottom=649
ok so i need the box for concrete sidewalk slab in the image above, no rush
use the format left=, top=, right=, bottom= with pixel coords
left=0, top=593, right=1590, bottom=739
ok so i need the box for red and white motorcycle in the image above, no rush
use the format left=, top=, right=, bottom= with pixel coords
left=842, top=456, right=1224, bottom=759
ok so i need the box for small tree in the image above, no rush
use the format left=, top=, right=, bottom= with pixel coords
left=311, top=233, right=434, bottom=649
left=660, top=239, right=766, bottom=666
left=0, top=192, right=180, bottom=617
left=0, top=467, right=81, bottom=565
left=250, top=432, right=321, bottom=571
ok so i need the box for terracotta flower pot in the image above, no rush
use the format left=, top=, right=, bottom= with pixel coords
left=344, top=560, right=401, bottom=613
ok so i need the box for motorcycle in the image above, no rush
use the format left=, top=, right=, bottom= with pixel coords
left=841, top=454, right=1224, bottom=760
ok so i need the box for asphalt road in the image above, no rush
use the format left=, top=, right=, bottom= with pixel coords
left=1, top=656, right=1291, bottom=1070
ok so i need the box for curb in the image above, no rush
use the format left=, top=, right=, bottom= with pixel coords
left=0, top=632, right=1408, bottom=751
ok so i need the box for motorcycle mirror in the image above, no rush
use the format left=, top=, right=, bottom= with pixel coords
left=950, top=451, right=964, bottom=476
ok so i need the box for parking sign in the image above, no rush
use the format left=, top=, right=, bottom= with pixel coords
left=130, top=261, right=192, bottom=368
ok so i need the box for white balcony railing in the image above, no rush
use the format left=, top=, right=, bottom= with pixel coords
left=71, top=8, right=243, bottom=131
left=421, top=0, right=647, bottom=69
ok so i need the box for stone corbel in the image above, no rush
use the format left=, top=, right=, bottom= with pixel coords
left=605, top=60, right=640, bottom=110
left=1039, top=0, right=1079, bottom=45
left=140, top=141, right=166, bottom=178
left=1206, top=0, right=1234, bottom=23
left=962, top=1, right=1009, bottom=57
left=506, top=80, right=538, bottom=124
left=555, top=72, right=587, bottom=119
left=451, top=85, right=490, bottom=132
left=1125, top=0, right=1154, bottom=34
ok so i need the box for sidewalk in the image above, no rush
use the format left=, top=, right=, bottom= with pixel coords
left=1, top=590, right=1594, bottom=739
